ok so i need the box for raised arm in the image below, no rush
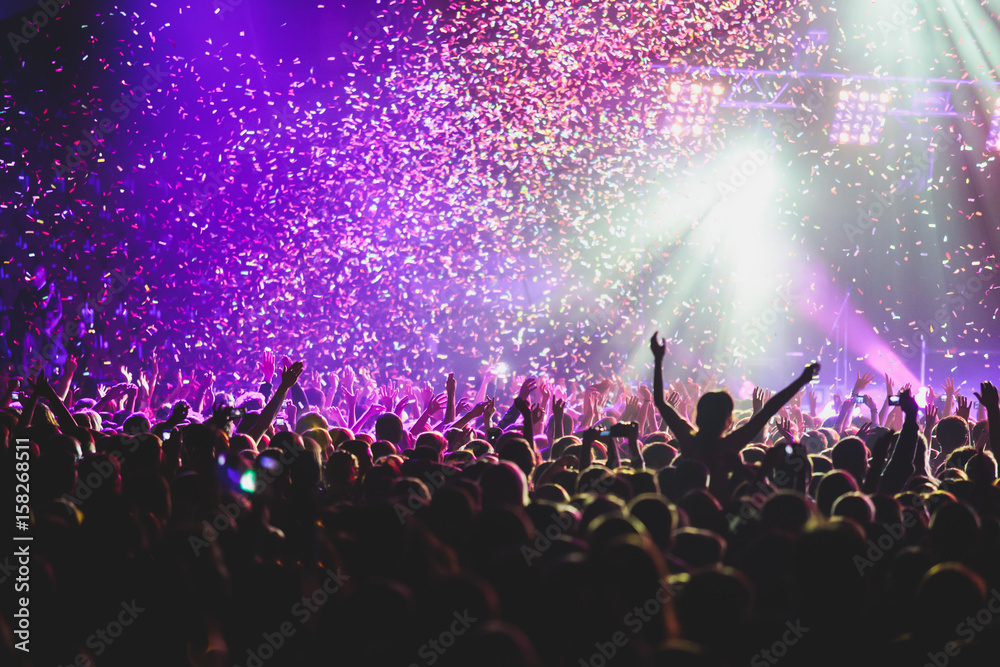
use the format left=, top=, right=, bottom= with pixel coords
left=35, top=373, right=77, bottom=432
left=247, top=360, right=304, bottom=445
left=973, top=382, right=1000, bottom=460
left=879, top=388, right=920, bottom=495
left=730, top=363, right=820, bottom=450
left=513, top=396, right=536, bottom=452
left=624, top=421, right=643, bottom=469
left=878, top=373, right=894, bottom=427
left=445, top=372, right=457, bottom=423
left=54, top=356, right=77, bottom=403
left=650, top=332, right=694, bottom=442
left=452, top=399, right=487, bottom=431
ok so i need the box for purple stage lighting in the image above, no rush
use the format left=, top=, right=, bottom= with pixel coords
left=662, top=79, right=725, bottom=140
left=830, top=89, right=890, bottom=146
left=988, top=98, right=1000, bottom=152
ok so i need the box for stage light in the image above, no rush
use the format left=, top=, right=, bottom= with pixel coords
left=830, top=89, right=889, bottom=145
left=661, top=78, right=725, bottom=140
left=987, top=99, right=1000, bottom=152
left=240, top=470, right=257, bottom=493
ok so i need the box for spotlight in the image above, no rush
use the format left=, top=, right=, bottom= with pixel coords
left=661, top=78, right=725, bottom=141
left=987, top=99, right=1000, bottom=152
left=830, top=89, right=890, bottom=145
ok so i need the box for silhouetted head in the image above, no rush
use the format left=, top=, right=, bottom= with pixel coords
left=815, top=469, right=860, bottom=518
left=479, top=461, right=529, bottom=509
left=831, top=436, right=868, bottom=486
left=375, top=413, right=405, bottom=445
left=935, top=416, right=969, bottom=454
left=695, top=391, right=734, bottom=436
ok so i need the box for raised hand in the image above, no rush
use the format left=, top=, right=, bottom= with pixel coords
left=121, top=365, right=133, bottom=385
left=857, top=421, right=875, bottom=441
left=425, top=392, right=446, bottom=416
left=666, top=390, right=680, bottom=406
left=807, top=388, right=818, bottom=415
left=419, top=382, right=434, bottom=411
left=64, top=355, right=78, bottom=377
left=483, top=395, right=497, bottom=424
left=853, top=371, right=875, bottom=396
left=589, top=378, right=611, bottom=395
left=517, top=377, right=537, bottom=402
left=465, top=400, right=488, bottom=420
left=538, top=378, right=552, bottom=408
left=956, top=394, right=972, bottom=421
left=553, top=396, right=566, bottom=418
left=341, top=367, right=357, bottom=393
left=752, top=387, right=770, bottom=414
left=898, top=387, right=918, bottom=417
left=531, top=402, right=545, bottom=425
left=974, top=381, right=999, bottom=411
left=649, top=331, right=667, bottom=361
left=169, top=401, right=190, bottom=424
left=799, top=363, right=821, bottom=384
left=620, top=395, right=641, bottom=422
left=260, top=349, right=276, bottom=381
left=942, top=377, right=956, bottom=397
left=446, top=372, right=457, bottom=396
left=456, top=396, right=472, bottom=414
left=775, top=417, right=796, bottom=442
left=279, top=360, right=304, bottom=389
left=357, top=367, right=376, bottom=391
left=393, top=395, right=415, bottom=416
left=925, top=403, right=939, bottom=429
left=378, top=382, right=398, bottom=411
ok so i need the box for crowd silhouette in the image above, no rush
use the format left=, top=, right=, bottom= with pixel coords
left=3, top=318, right=1000, bottom=667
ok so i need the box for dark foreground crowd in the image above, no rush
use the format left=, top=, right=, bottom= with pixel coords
left=3, top=333, right=1000, bottom=667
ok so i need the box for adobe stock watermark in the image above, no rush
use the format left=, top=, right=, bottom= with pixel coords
left=872, top=0, right=920, bottom=45
left=408, top=610, right=479, bottom=667
left=53, top=61, right=173, bottom=178
left=234, top=567, right=350, bottom=667
left=57, top=600, right=146, bottom=667
left=337, top=10, right=393, bottom=58
left=26, top=269, right=133, bottom=369
left=212, top=0, right=245, bottom=20
left=714, top=281, right=803, bottom=372
left=924, top=588, right=1000, bottom=667
left=750, top=619, right=810, bottom=666
left=8, top=0, right=69, bottom=55
left=717, top=86, right=826, bottom=198
left=393, top=464, right=460, bottom=522
left=726, top=456, right=809, bottom=531
left=61, top=450, right=125, bottom=506
left=853, top=512, right=918, bottom=575
left=845, top=126, right=962, bottom=245
left=578, top=578, right=682, bottom=667
left=521, top=509, right=576, bottom=566
left=187, top=499, right=243, bottom=556
left=897, top=263, right=998, bottom=361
